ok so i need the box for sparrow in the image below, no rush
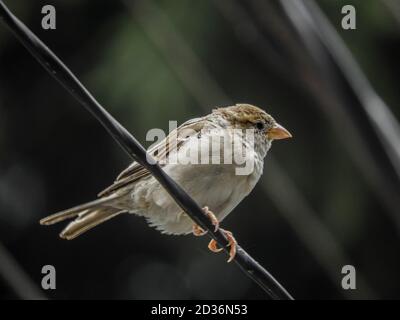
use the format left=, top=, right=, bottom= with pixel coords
left=40, top=104, right=292, bottom=262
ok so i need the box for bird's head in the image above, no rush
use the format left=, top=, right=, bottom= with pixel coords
left=213, top=103, right=292, bottom=145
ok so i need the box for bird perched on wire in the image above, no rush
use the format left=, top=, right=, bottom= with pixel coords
left=40, top=104, right=292, bottom=262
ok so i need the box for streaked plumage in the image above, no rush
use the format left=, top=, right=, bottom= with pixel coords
left=40, top=104, right=291, bottom=259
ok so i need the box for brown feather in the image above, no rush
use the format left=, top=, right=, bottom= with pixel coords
left=60, top=208, right=125, bottom=240
left=97, top=116, right=207, bottom=197
left=214, top=103, right=274, bottom=127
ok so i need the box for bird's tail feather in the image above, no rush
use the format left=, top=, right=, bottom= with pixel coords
left=59, top=207, right=125, bottom=240
left=40, top=194, right=126, bottom=240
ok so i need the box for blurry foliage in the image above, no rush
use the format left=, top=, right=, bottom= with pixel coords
left=88, top=17, right=192, bottom=137
left=321, top=0, right=400, bottom=119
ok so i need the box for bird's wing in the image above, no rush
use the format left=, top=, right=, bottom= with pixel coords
left=98, top=117, right=208, bottom=197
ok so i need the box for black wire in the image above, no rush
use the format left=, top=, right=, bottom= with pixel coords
left=0, top=0, right=293, bottom=300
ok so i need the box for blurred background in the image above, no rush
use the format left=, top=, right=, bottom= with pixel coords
left=1, top=0, right=400, bottom=300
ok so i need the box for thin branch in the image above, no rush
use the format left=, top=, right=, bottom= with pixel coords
left=277, top=0, right=400, bottom=232
left=291, top=0, right=400, bottom=182
left=382, top=0, right=400, bottom=25
left=263, top=159, right=377, bottom=299
left=0, top=0, right=293, bottom=300
left=241, top=0, right=400, bottom=233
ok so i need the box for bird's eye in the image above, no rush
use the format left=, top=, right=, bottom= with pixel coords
left=255, top=121, right=265, bottom=130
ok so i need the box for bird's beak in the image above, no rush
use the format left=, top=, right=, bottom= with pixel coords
left=267, top=123, right=292, bottom=140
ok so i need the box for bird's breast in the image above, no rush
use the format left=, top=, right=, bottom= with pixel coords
left=128, top=129, right=265, bottom=235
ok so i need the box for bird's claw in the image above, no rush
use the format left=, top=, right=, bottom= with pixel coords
left=203, top=206, right=219, bottom=232
left=192, top=206, right=219, bottom=236
left=208, top=229, right=237, bottom=263
left=192, top=207, right=236, bottom=262
left=192, top=223, right=207, bottom=236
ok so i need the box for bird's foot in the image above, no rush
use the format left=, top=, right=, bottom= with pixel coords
left=192, top=207, right=236, bottom=262
left=192, top=206, right=220, bottom=236
left=192, top=224, right=207, bottom=236
left=203, top=206, right=219, bottom=232
left=208, top=229, right=237, bottom=263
